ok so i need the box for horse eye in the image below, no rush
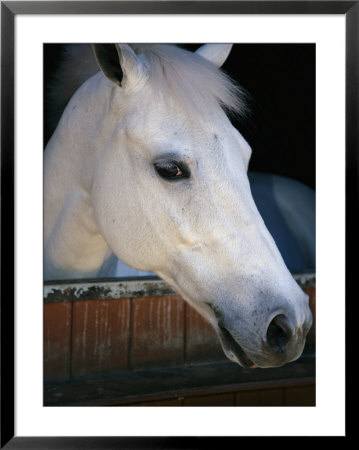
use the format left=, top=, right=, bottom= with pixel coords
left=154, top=160, right=190, bottom=181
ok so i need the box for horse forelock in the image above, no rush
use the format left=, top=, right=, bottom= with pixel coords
left=133, top=44, right=247, bottom=121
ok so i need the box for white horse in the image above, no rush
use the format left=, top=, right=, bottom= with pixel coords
left=44, top=44, right=313, bottom=368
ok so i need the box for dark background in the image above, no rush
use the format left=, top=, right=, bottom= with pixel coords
left=222, top=44, right=315, bottom=190
left=44, top=43, right=315, bottom=190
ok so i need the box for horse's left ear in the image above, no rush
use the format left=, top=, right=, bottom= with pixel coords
left=92, top=44, right=149, bottom=88
left=195, top=44, right=233, bottom=67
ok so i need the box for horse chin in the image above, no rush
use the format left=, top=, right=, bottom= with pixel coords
left=217, top=326, right=257, bottom=369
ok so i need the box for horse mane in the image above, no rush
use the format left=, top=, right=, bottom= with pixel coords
left=45, top=44, right=246, bottom=143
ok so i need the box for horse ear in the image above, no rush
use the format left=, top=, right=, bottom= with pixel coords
left=92, top=44, right=124, bottom=86
left=195, top=44, right=233, bottom=67
left=92, top=44, right=148, bottom=87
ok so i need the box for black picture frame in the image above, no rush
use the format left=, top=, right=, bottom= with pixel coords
left=1, top=1, right=354, bottom=447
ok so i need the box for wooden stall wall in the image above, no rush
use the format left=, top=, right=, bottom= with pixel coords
left=44, top=276, right=315, bottom=406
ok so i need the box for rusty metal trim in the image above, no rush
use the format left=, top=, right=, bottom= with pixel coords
left=44, top=273, right=315, bottom=303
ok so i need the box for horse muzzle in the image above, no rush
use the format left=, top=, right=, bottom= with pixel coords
left=216, top=307, right=313, bottom=368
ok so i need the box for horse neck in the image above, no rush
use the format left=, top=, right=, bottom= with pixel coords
left=44, top=73, right=118, bottom=279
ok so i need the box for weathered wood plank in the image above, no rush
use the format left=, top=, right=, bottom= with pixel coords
left=71, top=298, right=130, bottom=376
left=44, top=278, right=174, bottom=303
left=44, top=302, right=72, bottom=381
left=130, top=295, right=185, bottom=369
left=44, top=273, right=315, bottom=302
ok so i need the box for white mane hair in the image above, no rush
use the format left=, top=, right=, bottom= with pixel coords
left=132, top=44, right=247, bottom=119
left=45, top=44, right=247, bottom=137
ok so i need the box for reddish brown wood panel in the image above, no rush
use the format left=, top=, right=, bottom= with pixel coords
left=284, top=384, right=315, bottom=406
left=71, top=298, right=130, bottom=377
left=130, top=295, right=185, bottom=369
left=185, top=303, right=226, bottom=364
left=44, top=284, right=315, bottom=379
left=44, top=302, right=72, bottom=381
left=235, top=388, right=284, bottom=406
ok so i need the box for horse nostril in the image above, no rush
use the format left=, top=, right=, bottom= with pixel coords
left=266, top=314, right=292, bottom=352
